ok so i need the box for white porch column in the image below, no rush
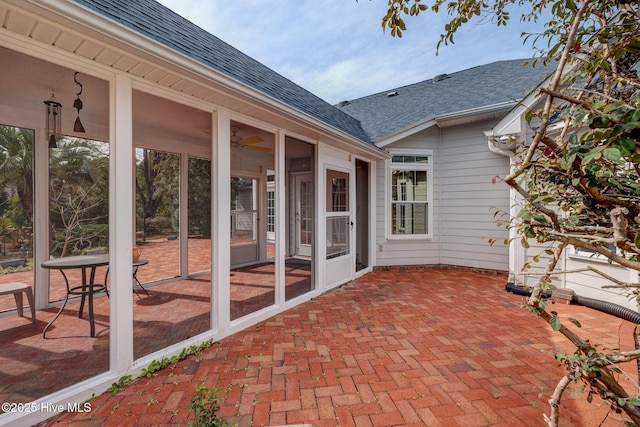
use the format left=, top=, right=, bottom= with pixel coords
left=33, top=120, right=50, bottom=308
left=367, top=158, right=377, bottom=271
left=179, top=154, right=189, bottom=278
left=110, top=74, right=134, bottom=373
left=212, top=109, right=231, bottom=332
left=316, top=144, right=327, bottom=292
left=274, top=129, right=285, bottom=306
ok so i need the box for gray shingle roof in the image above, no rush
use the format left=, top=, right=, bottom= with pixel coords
left=337, top=59, right=555, bottom=141
left=71, top=0, right=373, bottom=144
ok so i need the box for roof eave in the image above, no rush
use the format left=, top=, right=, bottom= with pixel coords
left=375, top=100, right=518, bottom=148
left=436, top=101, right=519, bottom=126
left=32, top=0, right=381, bottom=156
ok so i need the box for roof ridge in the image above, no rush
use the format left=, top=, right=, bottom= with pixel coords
left=338, top=58, right=537, bottom=105
left=337, top=57, right=555, bottom=141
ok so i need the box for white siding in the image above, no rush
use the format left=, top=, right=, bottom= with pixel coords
left=564, top=255, right=637, bottom=308
left=515, top=240, right=639, bottom=310
left=375, top=122, right=510, bottom=271
left=439, top=121, right=509, bottom=271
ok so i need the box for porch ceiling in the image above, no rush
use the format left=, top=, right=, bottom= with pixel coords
left=1, top=2, right=226, bottom=104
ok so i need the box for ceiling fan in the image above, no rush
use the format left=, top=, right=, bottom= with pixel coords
left=231, top=126, right=270, bottom=152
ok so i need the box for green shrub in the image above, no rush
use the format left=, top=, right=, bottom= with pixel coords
left=189, top=383, right=228, bottom=427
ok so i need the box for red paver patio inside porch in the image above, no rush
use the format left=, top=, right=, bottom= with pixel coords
left=39, top=267, right=635, bottom=426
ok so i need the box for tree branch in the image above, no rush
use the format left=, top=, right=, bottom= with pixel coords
left=544, top=373, right=573, bottom=427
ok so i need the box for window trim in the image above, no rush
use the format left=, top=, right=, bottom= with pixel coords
left=386, top=149, right=433, bottom=240
left=570, top=244, right=623, bottom=264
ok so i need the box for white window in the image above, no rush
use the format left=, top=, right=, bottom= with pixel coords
left=571, top=243, right=620, bottom=261
left=266, top=190, right=275, bottom=233
left=388, top=150, right=432, bottom=238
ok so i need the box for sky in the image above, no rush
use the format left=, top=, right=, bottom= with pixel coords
left=155, top=1, right=547, bottom=105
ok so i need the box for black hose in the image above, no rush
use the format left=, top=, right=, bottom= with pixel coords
left=572, top=294, right=640, bottom=325
left=505, top=282, right=640, bottom=324
left=505, top=282, right=552, bottom=298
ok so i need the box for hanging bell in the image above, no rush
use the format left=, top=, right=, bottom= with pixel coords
left=73, top=72, right=86, bottom=133
left=74, top=116, right=85, bottom=133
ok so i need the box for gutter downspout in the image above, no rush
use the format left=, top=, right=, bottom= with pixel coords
left=485, top=133, right=516, bottom=158
left=485, top=132, right=518, bottom=282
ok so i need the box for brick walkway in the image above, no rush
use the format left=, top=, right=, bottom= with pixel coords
left=38, top=267, right=634, bottom=426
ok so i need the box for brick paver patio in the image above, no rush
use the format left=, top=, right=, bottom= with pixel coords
left=36, top=267, right=634, bottom=426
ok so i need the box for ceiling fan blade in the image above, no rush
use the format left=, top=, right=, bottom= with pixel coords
left=239, top=135, right=263, bottom=145
left=245, top=145, right=271, bottom=152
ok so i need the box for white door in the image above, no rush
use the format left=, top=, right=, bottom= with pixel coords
left=230, top=176, right=259, bottom=267
left=295, top=173, right=313, bottom=258
left=324, top=166, right=354, bottom=288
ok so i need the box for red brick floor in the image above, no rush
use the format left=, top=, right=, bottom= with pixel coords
left=0, top=238, right=279, bottom=312
left=0, top=264, right=310, bottom=408
left=34, top=267, right=636, bottom=426
left=0, top=238, right=213, bottom=312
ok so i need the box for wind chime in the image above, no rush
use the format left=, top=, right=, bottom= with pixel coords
left=44, top=71, right=86, bottom=149
left=73, top=71, right=85, bottom=133
left=44, top=94, right=61, bottom=149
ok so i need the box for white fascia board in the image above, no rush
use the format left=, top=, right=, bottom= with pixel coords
left=489, top=79, right=551, bottom=138
left=488, top=103, right=529, bottom=137
left=30, top=0, right=385, bottom=159
left=435, top=100, right=516, bottom=124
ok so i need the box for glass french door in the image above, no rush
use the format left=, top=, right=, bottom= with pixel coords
left=295, top=173, right=313, bottom=258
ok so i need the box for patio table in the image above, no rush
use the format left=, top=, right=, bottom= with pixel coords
left=132, top=259, right=149, bottom=297
left=41, top=254, right=109, bottom=338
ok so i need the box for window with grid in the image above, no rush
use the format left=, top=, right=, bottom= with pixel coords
left=326, top=170, right=350, bottom=259
left=389, top=153, right=431, bottom=237
left=266, top=190, right=275, bottom=233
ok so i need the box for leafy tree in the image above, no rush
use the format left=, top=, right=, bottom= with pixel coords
left=49, top=138, right=109, bottom=256
left=0, top=126, right=34, bottom=221
left=188, top=157, right=211, bottom=239
left=381, top=1, right=640, bottom=425
left=0, top=129, right=109, bottom=258
left=136, top=149, right=166, bottom=226
left=0, top=126, right=34, bottom=255
left=135, top=149, right=180, bottom=239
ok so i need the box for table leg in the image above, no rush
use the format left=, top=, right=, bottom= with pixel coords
left=43, top=269, right=71, bottom=338
left=133, top=266, right=150, bottom=296
left=89, top=266, right=97, bottom=337
left=78, top=267, right=87, bottom=319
